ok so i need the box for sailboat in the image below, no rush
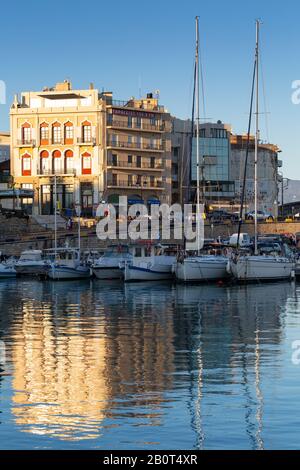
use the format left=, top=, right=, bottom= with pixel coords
left=229, top=21, right=294, bottom=282
left=47, top=176, right=91, bottom=280
left=174, top=17, right=228, bottom=283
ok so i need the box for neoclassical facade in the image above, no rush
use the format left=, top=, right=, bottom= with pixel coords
left=10, top=81, right=172, bottom=216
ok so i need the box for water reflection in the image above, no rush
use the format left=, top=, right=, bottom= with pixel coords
left=0, top=279, right=297, bottom=448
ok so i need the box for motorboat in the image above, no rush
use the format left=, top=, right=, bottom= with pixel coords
left=14, top=250, right=50, bottom=276
left=47, top=248, right=91, bottom=280
left=92, top=245, right=133, bottom=280
left=122, top=244, right=177, bottom=282
left=0, top=263, right=16, bottom=278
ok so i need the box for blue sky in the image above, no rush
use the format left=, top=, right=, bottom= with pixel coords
left=0, top=0, right=299, bottom=178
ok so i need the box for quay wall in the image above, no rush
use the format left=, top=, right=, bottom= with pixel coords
left=1, top=219, right=300, bottom=256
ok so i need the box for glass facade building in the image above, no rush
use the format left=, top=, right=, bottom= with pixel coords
left=191, top=123, right=235, bottom=200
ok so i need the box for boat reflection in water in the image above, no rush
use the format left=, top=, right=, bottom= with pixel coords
left=0, top=279, right=297, bottom=448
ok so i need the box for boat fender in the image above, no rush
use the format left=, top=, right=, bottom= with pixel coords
left=226, top=260, right=232, bottom=274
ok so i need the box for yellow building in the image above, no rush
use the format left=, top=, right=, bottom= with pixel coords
left=100, top=91, right=172, bottom=207
left=10, top=81, right=172, bottom=216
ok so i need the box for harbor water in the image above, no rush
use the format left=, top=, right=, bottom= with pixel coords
left=0, top=278, right=300, bottom=449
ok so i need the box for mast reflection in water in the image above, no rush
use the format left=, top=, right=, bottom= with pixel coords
left=0, top=279, right=299, bottom=449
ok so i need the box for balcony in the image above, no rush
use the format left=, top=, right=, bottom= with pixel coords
left=107, top=160, right=163, bottom=170
left=107, top=178, right=164, bottom=190
left=38, top=138, right=67, bottom=146
left=77, top=137, right=96, bottom=146
left=17, top=139, right=36, bottom=147
left=107, top=140, right=164, bottom=152
left=107, top=119, right=165, bottom=133
left=36, top=168, right=76, bottom=177
left=104, top=98, right=164, bottom=112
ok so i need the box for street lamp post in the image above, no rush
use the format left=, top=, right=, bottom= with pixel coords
left=75, top=203, right=81, bottom=254
left=278, top=173, right=289, bottom=219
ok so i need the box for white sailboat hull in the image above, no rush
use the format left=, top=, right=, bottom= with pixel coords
left=229, top=256, right=294, bottom=281
left=174, top=256, right=228, bottom=282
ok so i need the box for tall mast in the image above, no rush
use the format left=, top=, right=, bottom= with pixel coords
left=54, top=175, right=57, bottom=257
left=254, top=20, right=260, bottom=255
left=195, top=16, right=201, bottom=255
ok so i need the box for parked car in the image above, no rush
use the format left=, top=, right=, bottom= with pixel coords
left=208, top=210, right=236, bottom=223
left=245, top=210, right=274, bottom=221
left=0, top=208, right=29, bottom=220
left=229, top=233, right=252, bottom=247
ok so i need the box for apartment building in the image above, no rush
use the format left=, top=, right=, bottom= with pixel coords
left=230, top=134, right=281, bottom=215
left=190, top=121, right=235, bottom=205
left=10, top=81, right=172, bottom=216
left=100, top=92, right=172, bottom=208
left=171, top=119, right=235, bottom=207
left=170, top=118, right=191, bottom=204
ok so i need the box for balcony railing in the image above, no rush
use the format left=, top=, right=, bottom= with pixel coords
left=77, top=137, right=96, bottom=145
left=107, top=178, right=164, bottom=189
left=107, top=140, right=164, bottom=151
left=104, top=98, right=164, bottom=111
left=107, top=160, right=163, bottom=170
left=107, top=119, right=164, bottom=132
left=17, top=139, right=36, bottom=147
left=37, top=168, right=76, bottom=176
left=0, top=174, right=12, bottom=184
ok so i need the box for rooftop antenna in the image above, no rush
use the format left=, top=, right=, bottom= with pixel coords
left=138, top=74, right=142, bottom=98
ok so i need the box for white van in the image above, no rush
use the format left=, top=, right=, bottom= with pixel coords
left=229, top=233, right=251, bottom=247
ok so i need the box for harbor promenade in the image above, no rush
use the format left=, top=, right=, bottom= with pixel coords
left=1, top=214, right=300, bottom=256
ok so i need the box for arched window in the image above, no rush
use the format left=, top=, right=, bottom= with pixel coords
left=22, top=153, right=31, bottom=176
left=53, top=150, right=63, bottom=173
left=22, top=123, right=31, bottom=145
left=40, top=122, right=49, bottom=145
left=64, top=121, right=74, bottom=144
left=40, top=150, right=50, bottom=175
left=82, top=152, right=92, bottom=174
left=52, top=122, right=61, bottom=144
left=82, top=120, right=92, bottom=143
left=65, top=149, right=74, bottom=174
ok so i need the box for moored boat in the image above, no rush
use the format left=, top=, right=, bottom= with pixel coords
left=229, top=254, right=294, bottom=282
left=47, top=248, right=91, bottom=280
left=122, top=244, right=177, bottom=282
left=174, top=255, right=228, bottom=282
left=92, top=245, right=133, bottom=280
left=0, top=263, right=17, bottom=278
left=229, top=21, right=294, bottom=283
left=14, top=250, right=50, bottom=277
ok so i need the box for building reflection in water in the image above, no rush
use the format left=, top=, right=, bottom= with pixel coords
left=11, top=287, right=108, bottom=440
left=8, top=281, right=175, bottom=441
left=0, top=279, right=295, bottom=447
